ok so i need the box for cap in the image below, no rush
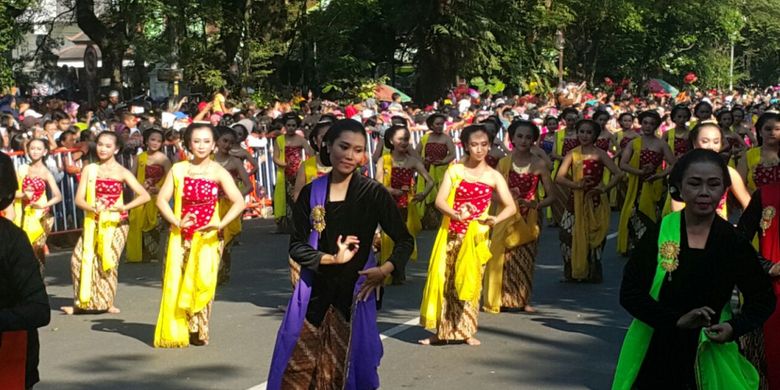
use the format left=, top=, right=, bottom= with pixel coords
left=109, top=90, right=120, bottom=98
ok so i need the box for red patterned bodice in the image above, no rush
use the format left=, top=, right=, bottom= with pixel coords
left=145, top=164, right=165, bottom=186
left=181, top=177, right=219, bottom=241
left=639, top=149, right=663, bottom=179
left=754, top=163, right=780, bottom=187
left=594, top=138, right=611, bottom=153
left=562, top=138, right=581, bottom=156
left=424, top=142, right=448, bottom=167
left=508, top=170, right=539, bottom=217
left=22, top=176, right=46, bottom=204
left=390, top=166, right=415, bottom=209
left=582, top=159, right=605, bottom=207
left=96, top=178, right=127, bottom=219
left=449, top=181, right=493, bottom=235
left=486, top=154, right=500, bottom=168
left=284, top=146, right=303, bottom=179
left=620, top=134, right=634, bottom=149
left=672, top=137, right=690, bottom=157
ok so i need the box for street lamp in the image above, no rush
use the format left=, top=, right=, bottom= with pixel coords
left=555, top=30, right=565, bottom=86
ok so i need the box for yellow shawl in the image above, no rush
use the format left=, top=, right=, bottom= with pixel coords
left=78, top=164, right=124, bottom=306
left=380, top=155, right=422, bottom=276
left=420, top=164, right=491, bottom=329
left=483, top=156, right=539, bottom=313
left=272, top=135, right=286, bottom=219
left=745, top=146, right=762, bottom=192
left=127, top=152, right=162, bottom=262
left=571, top=147, right=610, bottom=279
left=12, top=165, right=46, bottom=245
left=617, top=138, right=663, bottom=255
left=154, top=162, right=222, bottom=348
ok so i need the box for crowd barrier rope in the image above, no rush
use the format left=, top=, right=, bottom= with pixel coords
left=3, top=127, right=471, bottom=235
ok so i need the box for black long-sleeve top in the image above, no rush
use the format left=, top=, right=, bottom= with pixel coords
left=0, top=218, right=51, bottom=388
left=620, top=214, right=775, bottom=389
left=289, top=173, right=413, bottom=326
left=737, top=189, right=778, bottom=273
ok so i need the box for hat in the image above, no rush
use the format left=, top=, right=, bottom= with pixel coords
left=109, top=90, right=120, bottom=98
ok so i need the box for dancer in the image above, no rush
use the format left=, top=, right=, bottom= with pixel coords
left=154, top=123, right=245, bottom=347
left=376, top=124, right=434, bottom=284
left=484, top=120, right=555, bottom=313
left=419, top=124, right=516, bottom=346
left=556, top=120, right=623, bottom=283
left=267, top=119, right=413, bottom=389
left=127, top=128, right=171, bottom=263
left=416, top=112, right=456, bottom=229
left=660, top=105, right=692, bottom=215
left=739, top=112, right=780, bottom=193
left=214, top=126, right=252, bottom=285
left=717, top=108, right=747, bottom=167
left=617, top=110, right=675, bottom=256
left=614, top=149, right=775, bottom=389
left=62, top=131, right=151, bottom=315
left=13, top=138, right=62, bottom=273
left=272, top=113, right=313, bottom=233
left=549, top=107, right=580, bottom=224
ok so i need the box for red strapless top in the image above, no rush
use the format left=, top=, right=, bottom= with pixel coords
left=390, top=166, right=415, bottom=209
left=594, top=138, right=611, bottom=152
left=449, top=181, right=493, bottom=235
left=755, top=163, right=780, bottom=187
left=96, top=178, right=127, bottom=219
left=508, top=171, right=539, bottom=217
left=181, top=177, right=219, bottom=241
left=284, top=146, right=303, bottom=178
left=22, top=176, right=46, bottom=204
left=639, top=149, right=663, bottom=180
left=424, top=143, right=448, bottom=167
left=620, top=135, right=634, bottom=149
left=673, top=137, right=690, bottom=157
left=562, top=138, right=581, bottom=156
left=583, top=159, right=605, bottom=207
left=145, top=164, right=165, bottom=186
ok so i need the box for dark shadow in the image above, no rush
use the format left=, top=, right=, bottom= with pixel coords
left=90, top=318, right=156, bottom=347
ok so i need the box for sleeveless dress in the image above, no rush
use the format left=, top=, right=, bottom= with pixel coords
left=500, top=168, right=540, bottom=308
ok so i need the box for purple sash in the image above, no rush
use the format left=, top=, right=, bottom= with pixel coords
left=267, top=175, right=383, bottom=390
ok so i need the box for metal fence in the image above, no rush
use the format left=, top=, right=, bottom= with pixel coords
left=5, top=128, right=470, bottom=235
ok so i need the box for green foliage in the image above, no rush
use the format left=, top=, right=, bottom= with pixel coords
left=0, top=0, right=37, bottom=89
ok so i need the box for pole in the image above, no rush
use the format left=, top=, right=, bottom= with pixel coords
left=558, top=47, right=564, bottom=85
left=729, top=40, right=735, bottom=91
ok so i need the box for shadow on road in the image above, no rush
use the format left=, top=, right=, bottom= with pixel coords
left=90, top=318, right=156, bottom=347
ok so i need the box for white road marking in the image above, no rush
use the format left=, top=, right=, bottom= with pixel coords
left=247, top=316, right=421, bottom=390
left=607, top=231, right=618, bottom=240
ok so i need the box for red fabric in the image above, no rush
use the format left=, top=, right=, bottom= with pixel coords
left=22, top=176, right=46, bottom=204
left=0, top=331, right=27, bottom=390
left=759, top=184, right=780, bottom=390
left=594, top=138, right=610, bottom=153
left=485, top=155, right=500, bottom=168
left=96, top=179, right=127, bottom=219
left=562, top=138, right=580, bottom=156
left=145, top=164, right=165, bottom=186
left=673, top=137, right=690, bottom=157
left=284, top=146, right=303, bottom=179
left=390, top=167, right=415, bottom=208
left=181, top=177, right=219, bottom=241
left=620, top=135, right=634, bottom=149
left=508, top=171, right=539, bottom=217
left=448, top=181, right=493, bottom=235
left=424, top=143, right=448, bottom=168
left=639, top=149, right=663, bottom=180
left=755, top=164, right=780, bottom=187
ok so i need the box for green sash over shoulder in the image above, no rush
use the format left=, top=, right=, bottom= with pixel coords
left=612, top=211, right=759, bottom=390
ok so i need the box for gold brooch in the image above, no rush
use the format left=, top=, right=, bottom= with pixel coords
left=659, top=241, right=680, bottom=280
left=761, top=206, right=776, bottom=237
left=312, top=205, right=326, bottom=233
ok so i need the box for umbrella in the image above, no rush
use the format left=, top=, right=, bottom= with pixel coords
left=374, top=84, right=412, bottom=103
left=645, top=79, right=679, bottom=96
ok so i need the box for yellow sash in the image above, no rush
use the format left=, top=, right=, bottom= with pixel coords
left=154, top=162, right=221, bottom=348
left=380, top=155, right=421, bottom=274
left=272, top=135, right=286, bottom=219
left=617, top=138, right=663, bottom=255
left=483, top=156, right=539, bottom=313
left=420, top=164, right=491, bottom=329
left=78, top=164, right=124, bottom=306
left=571, top=147, right=610, bottom=279
left=12, top=165, right=46, bottom=245
left=127, top=152, right=162, bottom=262
left=746, top=146, right=762, bottom=192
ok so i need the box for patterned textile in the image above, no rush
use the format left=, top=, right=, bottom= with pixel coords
left=562, top=138, right=580, bottom=156
left=448, top=181, right=493, bottom=235
left=508, top=171, right=539, bottom=204
left=594, top=138, right=611, bottom=152
left=282, top=306, right=350, bottom=390
left=672, top=137, right=690, bottom=157
left=181, top=177, right=218, bottom=241
left=638, top=150, right=663, bottom=180
left=32, top=212, right=53, bottom=274
left=21, top=176, right=46, bottom=204
left=620, top=135, right=633, bottom=149
left=284, top=146, right=304, bottom=179
left=96, top=179, right=127, bottom=219
left=423, top=143, right=448, bottom=169
left=485, top=155, right=500, bottom=168
left=501, top=241, right=538, bottom=308
left=390, top=166, right=415, bottom=209
left=71, top=220, right=129, bottom=311
left=437, top=234, right=481, bottom=340
left=754, top=164, right=780, bottom=187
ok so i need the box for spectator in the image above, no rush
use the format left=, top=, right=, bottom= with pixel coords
left=0, top=151, right=51, bottom=389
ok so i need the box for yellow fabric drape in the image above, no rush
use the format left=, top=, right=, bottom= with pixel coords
left=571, top=147, right=610, bottom=279
left=420, top=164, right=490, bottom=329
left=547, top=129, right=568, bottom=220
left=78, top=164, right=124, bottom=306
left=483, top=156, right=539, bottom=313
left=415, top=133, right=448, bottom=217
left=746, top=146, right=762, bottom=192
left=127, top=152, right=161, bottom=262
left=380, top=155, right=421, bottom=273
left=273, top=135, right=286, bottom=219
left=617, top=138, right=663, bottom=255
left=12, top=165, right=46, bottom=245
left=154, top=162, right=221, bottom=348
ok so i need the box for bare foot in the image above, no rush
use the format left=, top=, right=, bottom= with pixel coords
left=60, top=306, right=74, bottom=315
left=464, top=337, right=481, bottom=346
left=107, top=307, right=121, bottom=314
left=522, top=305, right=536, bottom=313
left=418, top=336, right=443, bottom=346
left=190, top=334, right=208, bottom=346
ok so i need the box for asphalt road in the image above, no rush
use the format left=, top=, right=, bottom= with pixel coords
left=36, top=214, right=631, bottom=390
